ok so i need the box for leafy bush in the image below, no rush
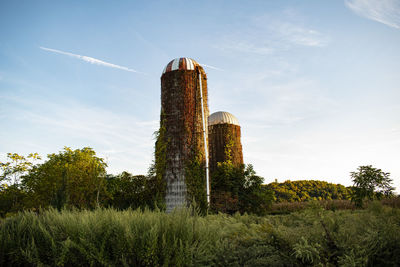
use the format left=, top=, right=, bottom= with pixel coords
left=105, top=172, right=164, bottom=211
left=211, top=163, right=273, bottom=215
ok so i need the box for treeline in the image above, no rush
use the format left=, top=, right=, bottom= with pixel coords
left=1, top=147, right=396, bottom=217
left=265, top=180, right=352, bottom=203
left=0, top=147, right=164, bottom=217
left=0, top=147, right=270, bottom=217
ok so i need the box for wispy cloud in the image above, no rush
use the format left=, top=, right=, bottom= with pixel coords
left=237, top=78, right=336, bottom=128
left=40, top=46, right=143, bottom=73
left=215, top=12, right=329, bottom=55
left=345, top=0, right=400, bottom=29
left=270, top=22, right=329, bottom=47
left=26, top=102, right=158, bottom=174
left=1, top=93, right=158, bottom=174
left=215, top=40, right=275, bottom=55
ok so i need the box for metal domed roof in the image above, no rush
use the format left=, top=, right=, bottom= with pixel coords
left=208, top=111, right=240, bottom=126
left=162, top=58, right=199, bottom=74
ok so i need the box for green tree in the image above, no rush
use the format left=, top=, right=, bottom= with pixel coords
left=23, top=147, right=107, bottom=210
left=0, top=153, right=40, bottom=217
left=0, top=153, right=41, bottom=185
left=0, top=185, right=27, bottom=217
left=211, top=162, right=273, bottom=215
left=239, top=164, right=273, bottom=215
left=350, top=165, right=395, bottom=207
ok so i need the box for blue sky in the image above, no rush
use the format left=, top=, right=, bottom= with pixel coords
left=1, top=0, right=399, bottom=191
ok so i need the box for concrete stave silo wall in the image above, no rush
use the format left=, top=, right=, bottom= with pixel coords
left=160, top=66, right=209, bottom=212
left=208, top=123, right=243, bottom=174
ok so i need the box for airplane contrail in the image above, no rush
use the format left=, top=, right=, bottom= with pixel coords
left=199, top=63, right=224, bottom=71
left=40, top=46, right=142, bottom=73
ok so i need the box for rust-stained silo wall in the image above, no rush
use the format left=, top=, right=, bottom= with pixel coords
left=159, top=58, right=209, bottom=212
left=208, top=112, right=243, bottom=174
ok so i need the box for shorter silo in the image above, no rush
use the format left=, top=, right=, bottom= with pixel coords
left=208, top=111, right=243, bottom=174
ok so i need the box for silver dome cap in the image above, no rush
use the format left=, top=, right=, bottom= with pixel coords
left=208, top=111, right=239, bottom=126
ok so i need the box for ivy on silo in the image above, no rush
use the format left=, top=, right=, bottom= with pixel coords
left=153, top=114, right=167, bottom=206
left=223, top=132, right=235, bottom=165
left=185, top=151, right=208, bottom=214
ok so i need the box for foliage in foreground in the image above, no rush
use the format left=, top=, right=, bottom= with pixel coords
left=1, top=204, right=399, bottom=266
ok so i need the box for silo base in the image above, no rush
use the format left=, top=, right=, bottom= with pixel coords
left=165, top=172, right=187, bottom=213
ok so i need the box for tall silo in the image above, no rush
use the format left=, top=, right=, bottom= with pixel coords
left=208, top=111, right=243, bottom=174
left=158, top=57, right=209, bottom=212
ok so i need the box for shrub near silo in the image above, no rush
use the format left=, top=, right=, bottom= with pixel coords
left=211, top=162, right=273, bottom=215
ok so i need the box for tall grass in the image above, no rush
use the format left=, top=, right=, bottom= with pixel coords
left=0, top=207, right=225, bottom=266
left=268, top=198, right=400, bottom=214
left=1, top=203, right=399, bottom=266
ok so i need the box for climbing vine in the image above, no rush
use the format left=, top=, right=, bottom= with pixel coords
left=149, top=113, right=167, bottom=209
left=185, top=151, right=208, bottom=214
left=182, top=68, right=209, bottom=214
left=223, top=132, right=235, bottom=165
left=157, top=67, right=209, bottom=212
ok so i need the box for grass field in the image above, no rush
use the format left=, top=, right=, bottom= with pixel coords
left=1, top=202, right=399, bottom=266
